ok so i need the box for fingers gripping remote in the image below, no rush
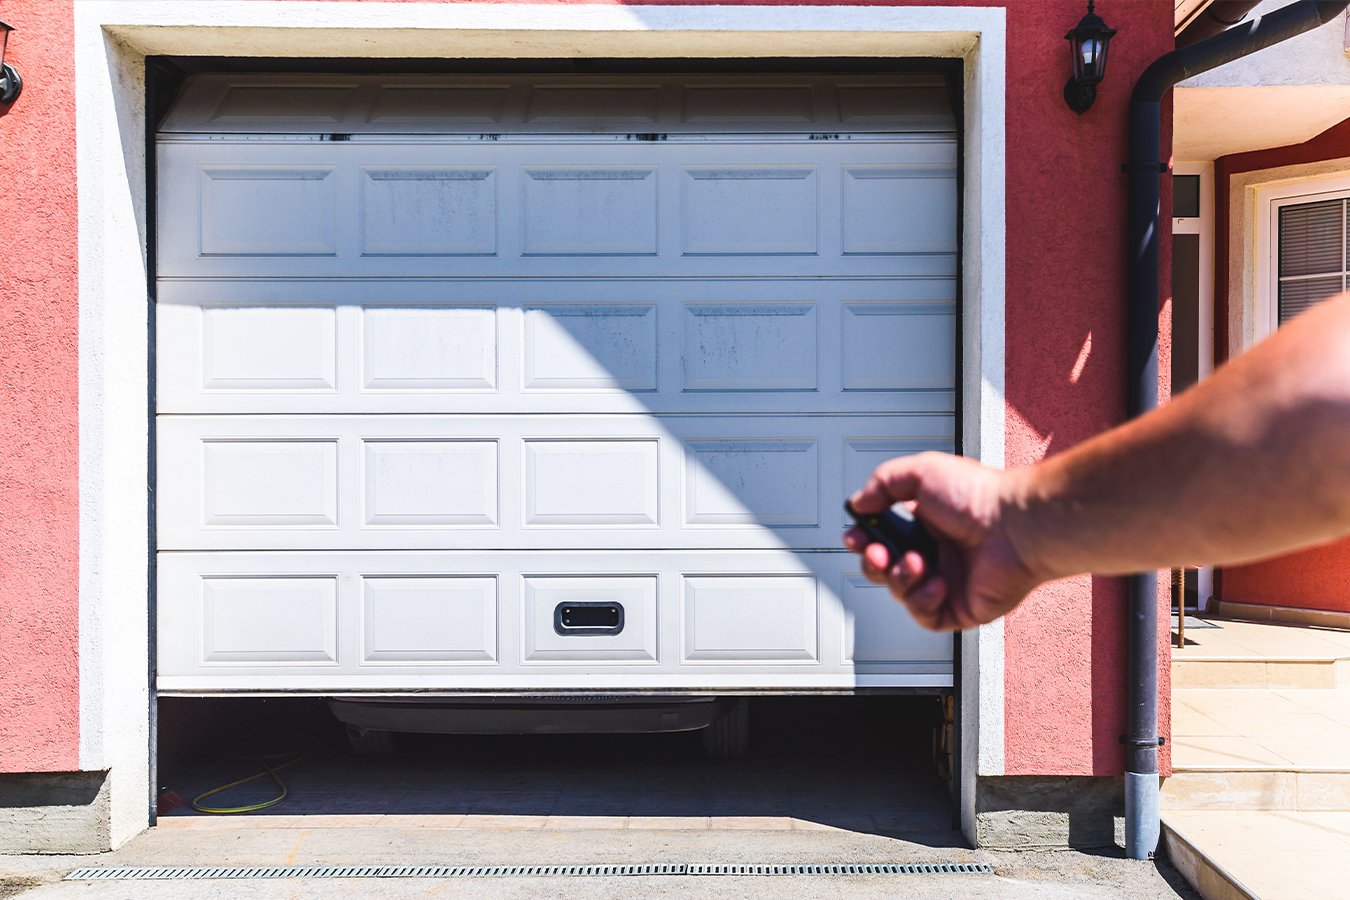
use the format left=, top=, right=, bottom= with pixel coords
left=844, top=499, right=940, bottom=571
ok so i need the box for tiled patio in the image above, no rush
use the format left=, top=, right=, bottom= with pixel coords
left=1164, top=617, right=1350, bottom=900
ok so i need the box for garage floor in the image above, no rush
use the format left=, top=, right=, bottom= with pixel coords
left=155, top=697, right=956, bottom=838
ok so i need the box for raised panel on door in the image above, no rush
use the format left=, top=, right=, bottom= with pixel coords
left=157, top=550, right=952, bottom=692
left=157, top=415, right=953, bottom=551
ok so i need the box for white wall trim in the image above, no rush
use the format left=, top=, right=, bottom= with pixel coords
left=1254, top=171, right=1350, bottom=341
left=1229, top=160, right=1350, bottom=355
left=74, top=0, right=1006, bottom=845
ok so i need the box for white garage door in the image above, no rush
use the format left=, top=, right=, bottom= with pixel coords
left=153, top=74, right=958, bottom=693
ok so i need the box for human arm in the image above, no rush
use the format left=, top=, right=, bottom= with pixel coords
left=845, top=290, right=1350, bottom=631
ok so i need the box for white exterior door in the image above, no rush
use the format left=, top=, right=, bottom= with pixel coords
left=154, top=74, right=959, bottom=693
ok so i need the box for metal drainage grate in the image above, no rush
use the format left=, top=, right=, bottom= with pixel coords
left=65, top=862, right=994, bottom=881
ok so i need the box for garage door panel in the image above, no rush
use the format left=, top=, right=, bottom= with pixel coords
left=842, top=166, right=959, bottom=255
left=201, top=440, right=339, bottom=528
left=363, top=440, right=498, bottom=528
left=201, top=306, right=337, bottom=391
left=157, top=415, right=953, bottom=550
left=198, top=166, right=339, bottom=256
left=681, top=303, right=817, bottom=391
left=157, top=281, right=955, bottom=414
left=522, top=167, right=658, bottom=256
left=522, top=303, right=658, bottom=391
left=361, top=576, right=498, bottom=664
left=684, top=440, right=818, bottom=527
left=156, top=77, right=959, bottom=694
left=361, top=306, right=498, bottom=391
left=361, top=167, right=498, bottom=257
left=157, top=550, right=952, bottom=690
left=841, top=303, right=956, bottom=391
left=158, top=138, right=955, bottom=279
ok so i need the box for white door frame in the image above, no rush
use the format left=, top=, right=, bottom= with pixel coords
left=74, top=0, right=1007, bottom=845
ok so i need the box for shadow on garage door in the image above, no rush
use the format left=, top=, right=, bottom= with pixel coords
left=155, top=695, right=959, bottom=842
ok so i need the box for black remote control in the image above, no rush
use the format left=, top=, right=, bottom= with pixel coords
left=844, top=498, right=940, bottom=570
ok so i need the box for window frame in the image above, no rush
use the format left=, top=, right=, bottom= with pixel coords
left=1256, top=172, right=1350, bottom=341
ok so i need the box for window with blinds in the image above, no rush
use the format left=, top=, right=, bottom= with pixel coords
left=1278, top=196, right=1348, bottom=325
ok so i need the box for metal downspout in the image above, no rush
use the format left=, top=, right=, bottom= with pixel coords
left=1124, top=0, right=1350, bottom=860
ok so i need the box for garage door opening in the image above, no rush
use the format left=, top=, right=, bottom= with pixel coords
left=156, top=694, right=956, bottom=838
left=149, top=61, right=964, bottom=830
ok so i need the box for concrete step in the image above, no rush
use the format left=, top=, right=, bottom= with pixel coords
left=1173, top=656, right=1348, bottom=689
left=1161, top=811, right=1350, bottom=900
left=1171, top=617, right=1350, bottom=688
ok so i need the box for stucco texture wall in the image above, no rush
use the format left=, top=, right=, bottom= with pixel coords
left=998, top=1, right=1175, bottom=777
left=0, top=0, right=80, bottom=773
left=1217, top=116, right=1350, bottom=615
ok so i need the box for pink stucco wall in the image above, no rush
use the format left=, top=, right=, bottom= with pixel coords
left=0, top=0, right=80, bottom=773
left=999, top=1, right=1175, bottom=777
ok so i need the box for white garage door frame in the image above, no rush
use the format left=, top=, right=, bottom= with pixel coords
left=74, top=0, right=1006, bottom=846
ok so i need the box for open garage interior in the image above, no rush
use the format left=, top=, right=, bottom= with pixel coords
left=155, top=695, right=957, bottom=837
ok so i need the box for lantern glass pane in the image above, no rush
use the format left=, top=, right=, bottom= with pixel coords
left=1094, top=38, right=1110, bottom=80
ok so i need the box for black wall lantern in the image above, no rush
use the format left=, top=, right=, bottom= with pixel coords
left=1064, top=1, right=1117, bottom=114
left=0, top=19, right=22, bottom=107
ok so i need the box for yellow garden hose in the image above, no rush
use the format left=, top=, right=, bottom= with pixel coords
left=190, top=746, right=314, bottom=814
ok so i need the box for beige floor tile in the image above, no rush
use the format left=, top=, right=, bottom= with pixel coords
left=1174, top=631, right=1264, bottom=660
left=1223, top=627, right=1350, bottom=660
left=542, top=816, right=629, bottom=830
left=1220, top=849, right=1350, bottom=900
left=1300, top=812, right=1350, bottom=847
left=1162, top=810, right=1347, bottom=852
left=1276, top=689, right=1350, bottom=726
left=626, top=817, right=711, bottom=830
left=458, top=815, right=548, bottom=829
left=1170, top=703, right=1241, bottom=737
left=1179, top=690, right=1343, bottom=736
left=1255, top=736, right=1350, bottom=769
left=1172, top=735, right=1292, bottom=769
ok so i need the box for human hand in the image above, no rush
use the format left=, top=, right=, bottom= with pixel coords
left=844, top=452, right=1043, bottom=631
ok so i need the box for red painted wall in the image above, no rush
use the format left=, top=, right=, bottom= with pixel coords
left=998, top=0, right=1175, bottom=776
left=0, top=0, right=80, bottom=773
left=1215, top=117, right=1350, bottom=615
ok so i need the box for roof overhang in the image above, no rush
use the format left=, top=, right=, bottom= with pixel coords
left=1174, top=84, right=1350, bottom=160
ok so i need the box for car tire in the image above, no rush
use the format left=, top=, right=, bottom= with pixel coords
left=346, top=724, right=396, bottom=757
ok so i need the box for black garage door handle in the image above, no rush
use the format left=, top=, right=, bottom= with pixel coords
left=554, top=601, right=624, bottom=636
